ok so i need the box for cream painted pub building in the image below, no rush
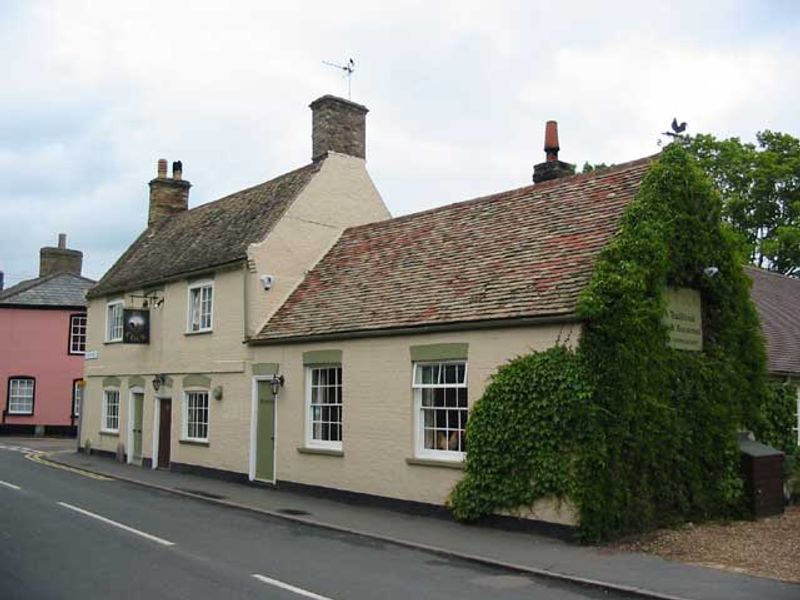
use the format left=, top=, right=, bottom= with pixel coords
left=81, top=96, right=390, bottom=479
left=83, top=113, right=656, bottom=526
left=83, top=107, right=797, bottom=528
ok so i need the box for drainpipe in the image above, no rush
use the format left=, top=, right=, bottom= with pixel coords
left=75, top=385, right=83, bottom=453
left=242, top=262, right=249, bottom=341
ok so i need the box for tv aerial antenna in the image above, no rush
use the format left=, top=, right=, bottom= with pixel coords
left=322, top=58, right=355, bottom=100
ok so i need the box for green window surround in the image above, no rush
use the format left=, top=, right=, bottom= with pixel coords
left=252, top=363, right=280, bottom=376
left=302, top=350, right=342, bottom=365
left=409, top=343, right=469, bottom=362
left=182, top=374, right=211, bottom=388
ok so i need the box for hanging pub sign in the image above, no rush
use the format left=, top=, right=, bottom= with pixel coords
left=663, top=287, right=702, bottom=351
left=123, top=309, right=150, bottom=344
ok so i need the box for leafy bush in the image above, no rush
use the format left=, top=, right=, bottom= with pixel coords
left=449, top=346, right=591, bottom=521
left=753, top=381, right=799, bottom=458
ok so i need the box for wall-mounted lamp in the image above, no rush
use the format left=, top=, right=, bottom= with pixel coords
left=270, top=374, right=285, bottom=397
left=212, top=385, right=224, bottom=401
left=152, top=373, right=167, bottom=392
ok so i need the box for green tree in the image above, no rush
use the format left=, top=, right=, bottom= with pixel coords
left=580, top=161, right=614, bottom=174
left=681, top=131, right=800, bottom=276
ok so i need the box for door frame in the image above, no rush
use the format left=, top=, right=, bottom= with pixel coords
left=127, top=387, right=144, bottom=465
left=249, top=376, right=277, bottom=483
left=151, top=394, right=171, bottom=470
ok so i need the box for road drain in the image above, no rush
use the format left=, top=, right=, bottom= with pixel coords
left=176, top=488, right=227, bottom=500
left=276, top=508, right=312, bottom=516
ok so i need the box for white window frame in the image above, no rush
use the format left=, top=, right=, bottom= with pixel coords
left=69, top=314, right=87, bottom=354
left=105, top=299, right=124, bottom=342
left=305, top=365, right=343, bottom=450
left=413, top=361, right=468, bottom=461
left=7, top=377, right=35, bottom=415
left=182, top=389, right=209, bottom=442
left=101, top=389, right=120, bottom=433
left=186, top=280, right=214, bottom=333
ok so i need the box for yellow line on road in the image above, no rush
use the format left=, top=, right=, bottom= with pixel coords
left=24, top=452, right=111, bottom=481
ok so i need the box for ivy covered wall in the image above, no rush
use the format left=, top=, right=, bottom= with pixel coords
left=450, top=144, right=770, bottom=542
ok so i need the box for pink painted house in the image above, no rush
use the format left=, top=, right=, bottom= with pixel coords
left=0, top=235, right=94, bottom=436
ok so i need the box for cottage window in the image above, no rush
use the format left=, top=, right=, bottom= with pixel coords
left=7, top=378, right=35, bottom=415
left=102, top=389, right=120, bottom=432
left=69, top=314, right=87, bottom=354
left=106, top=300, right=124, bottom=342
left=187, top=281, right=213, bottom=333
left=413, top=362, right=468, bottom=460
left=306, top=366, right=343, bottom=449
left=183, top=391, right=209, bottom=442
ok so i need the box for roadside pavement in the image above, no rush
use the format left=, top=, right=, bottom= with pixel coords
left=27, top=441, right=799, bottom=600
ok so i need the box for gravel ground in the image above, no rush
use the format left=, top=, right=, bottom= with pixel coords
left=613, top=506, right=800, bottom=583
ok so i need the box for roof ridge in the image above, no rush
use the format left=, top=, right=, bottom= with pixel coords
left=170, top=161, right=320, bottom=218
left=88, top=159, right=323, bottom=299
left=744, top=265, right=800, bottom=281
left=341, top=153, right=656, bottom=236
left=0, top=272, right=60, bottom=300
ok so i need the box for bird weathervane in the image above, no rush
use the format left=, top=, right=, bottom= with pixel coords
left=658, top=118, right=688, bottom=146
left=322, top=58, right=356, bottom=100
left=663, top=118, right=687, bottom=138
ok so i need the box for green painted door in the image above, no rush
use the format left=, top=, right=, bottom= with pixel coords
left=132, top=392, right=144, bottom=461
left=255, top=381, right=275, bottom=481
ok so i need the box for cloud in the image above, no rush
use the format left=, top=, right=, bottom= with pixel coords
left=0, top=0, right=798, bottom=283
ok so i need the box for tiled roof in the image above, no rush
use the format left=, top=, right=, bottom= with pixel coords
left=0, top=272, right=95, bottom=308
left=88, top=162, right=322, bottom=299
left=746, top=266, right=800, bottom=377
left=254, top=156, right=654, bottom=342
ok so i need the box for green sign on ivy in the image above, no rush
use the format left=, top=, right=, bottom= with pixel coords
left=664, top=287, right=703, bottom=351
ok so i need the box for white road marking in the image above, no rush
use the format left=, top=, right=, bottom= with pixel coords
left=0, top=480, right=21, bottom=490
left=57, top=502, right=175, bottom=547
left=252, top=574, right=336, bottom=600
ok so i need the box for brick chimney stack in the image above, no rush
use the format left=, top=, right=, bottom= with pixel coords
left=310, top=95, right=368, bottom=162
left=39, top=234, right=83, bottom=277
left=148, top=159, right=191, bottom=227
left=533, top=121, right=575, bottom=184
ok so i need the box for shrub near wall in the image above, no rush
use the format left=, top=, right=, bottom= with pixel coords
left=450, top=144, right=768, bottom=542
left=755, top=381, right=799, bottom=459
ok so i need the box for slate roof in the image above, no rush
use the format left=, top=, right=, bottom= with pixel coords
left=87, top=162, right=322, bottom=299
left=746, top=266, right=800, bottom=377
left=253, top=156, right=654, bottom=342
left=0, top=272, right=95, bottom=308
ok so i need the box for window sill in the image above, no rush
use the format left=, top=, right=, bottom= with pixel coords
left=405, top=457, right=464, bottom=470
left=98, top=430, right=119, bottom=437
left=179, top=438, right=210, bottom=447
left=103, top=340, right=122, bottom=345
left=184, top=330, right=213, bottom=337
left=6, top=412, right=33, bottom=417
left=68, top=351, right=86, bottom=356
left=297, top=446, right=344, bottom=457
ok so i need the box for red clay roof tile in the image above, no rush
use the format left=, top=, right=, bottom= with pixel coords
left=253, top=156, right=654, bottom=342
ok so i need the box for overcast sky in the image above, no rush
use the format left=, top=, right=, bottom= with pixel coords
left=2, top=0, right=798, bottom=284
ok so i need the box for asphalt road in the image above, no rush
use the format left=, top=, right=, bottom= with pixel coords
left=0, top=444, right=628, bottom=600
